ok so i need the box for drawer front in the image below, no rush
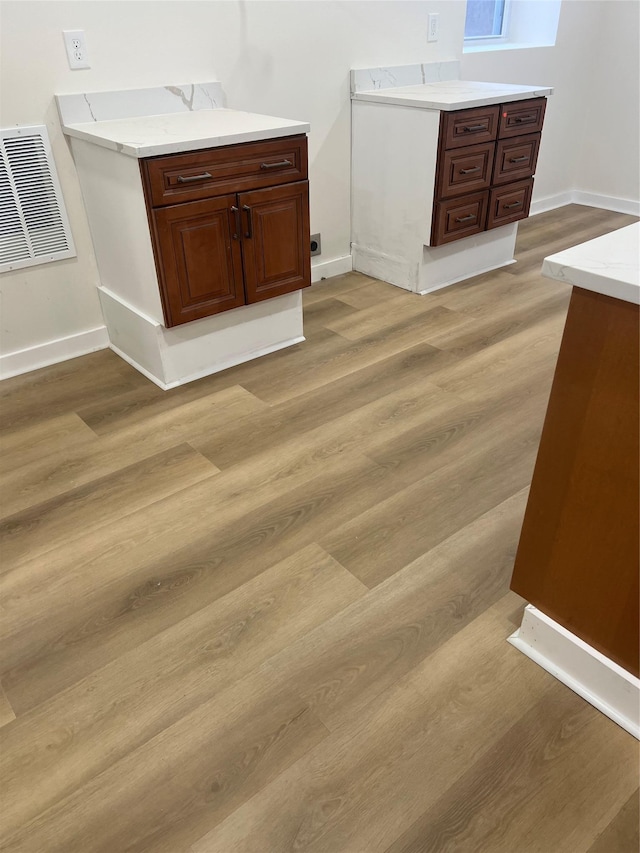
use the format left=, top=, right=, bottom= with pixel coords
left=441, top=105, right=499, bottom=149
left=493, top=134, right=540, bottom=184
left=143, top=135, right=308, bottom=207
left=437, top=142, right=495, bottom=199
left=432, top=191, right=489, bottom=246
left=487, top=179, right=533, bottom=229
left=499, top=98, right=546, bottom=138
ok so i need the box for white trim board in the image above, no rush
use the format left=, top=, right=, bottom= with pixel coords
left=531, top=190, right=640, bottom=218
left=509, top=605, right=639, bottom=740
left=109, top=335, right=305, bottom=391
left=0, top=326, right=109, bottom=380
left=311, top=254, right=353, bottom=283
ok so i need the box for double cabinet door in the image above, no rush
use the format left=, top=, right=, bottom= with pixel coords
left=152, top=180, right=310, bottom=327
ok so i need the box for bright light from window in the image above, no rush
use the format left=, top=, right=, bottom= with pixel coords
left=464, top=0, right=507, bottom=39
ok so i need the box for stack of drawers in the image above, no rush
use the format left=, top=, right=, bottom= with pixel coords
left=431, top=97, right=546, bottom=246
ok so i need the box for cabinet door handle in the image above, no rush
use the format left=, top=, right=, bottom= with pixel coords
left=242, top=205, right=253, bottom=238
left=230, top=205, right=241, bottom=239
left=462, top=124, right=487, bottom=132
left=513, top=115, right=535, bottom=123
left=503, top=201, right=522, bottom=209
left=260, top=159, right=292, bottom=170
left=455, top=214, right=476, bottom=223
left=508, top=155, right=529, bottom=163
left=176, top=172, right=212, bottom=183
left=459, top=166, right=481, bottom=174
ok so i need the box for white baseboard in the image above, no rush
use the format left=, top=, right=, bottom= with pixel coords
left=0, top=326, right=109, bottom=381
left=509, top=605, right=639, bottom=739
left=571, top=191, right=640, bottom=217
left=531, top=190, right=640, bottom=218
left=530, top=191, right=575, bottom=217
left=311, top=254, right=353, bottom=283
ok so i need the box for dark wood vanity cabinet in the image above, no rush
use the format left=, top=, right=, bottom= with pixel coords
left=141, top=135, right=311, bottom=327
left=431, top=98, right=545, bottom=246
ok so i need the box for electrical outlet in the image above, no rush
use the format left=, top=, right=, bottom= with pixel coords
left=427, top=13, right=439, bottom=42
left=63, top=30, right=90, bottom=70
left=310, top=233, right=321, bottom=257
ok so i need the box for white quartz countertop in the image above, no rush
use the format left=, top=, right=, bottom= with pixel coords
left=61, top=109, right=310, bottom=158
left=542, top=222, right=640, bottom=305
left=352, top=79, right=552, bottom=111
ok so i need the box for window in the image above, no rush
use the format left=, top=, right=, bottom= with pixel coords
left=464, top=0, right=508, bottom=40
left=464, top=0, right=561, bottom=52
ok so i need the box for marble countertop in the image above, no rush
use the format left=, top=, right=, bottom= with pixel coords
left=352, top=79, right=552, bottom=111
left=542, top=222, right=640, bottom=305
left=60, top=109, right=310, bottom=158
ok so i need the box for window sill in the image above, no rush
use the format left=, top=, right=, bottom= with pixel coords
left=463, top=41, right=555, bottom=54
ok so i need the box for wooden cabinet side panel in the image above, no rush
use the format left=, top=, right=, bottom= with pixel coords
left=510, top=288, right=640, bottom=676
left=240, top=181, right=311, bottom=303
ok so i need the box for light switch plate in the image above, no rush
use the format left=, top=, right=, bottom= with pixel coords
left=427, top=13, right=439, bottom=42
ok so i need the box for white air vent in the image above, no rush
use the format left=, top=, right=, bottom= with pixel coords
left=0, top=125, right=76, bottom=273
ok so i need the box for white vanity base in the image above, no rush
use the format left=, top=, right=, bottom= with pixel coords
left=352, top=224, right=517, bottom=295
left=351, top=84, right=523, bottom=298
left=509, top=605, right=640, bottom=739
left=99, top=287, right=304, bottom=390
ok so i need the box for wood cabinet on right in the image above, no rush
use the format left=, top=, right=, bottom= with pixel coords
left=431, top=97, right=546, bottom=246
left=510, top=288, right=639, bottom=677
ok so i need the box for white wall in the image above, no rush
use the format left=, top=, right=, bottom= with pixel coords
left=0, top=0, right=466, bottom=368
left=1, top=0, right=638, bottom=373
left=461, top=0, right=640, bottom=211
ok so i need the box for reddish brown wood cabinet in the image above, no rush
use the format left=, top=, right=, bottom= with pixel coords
left=510, top=288, right=639, bottom=677
left=141, top=136, right=311, bottom=327
left=431, top=98, right=546, bottom=246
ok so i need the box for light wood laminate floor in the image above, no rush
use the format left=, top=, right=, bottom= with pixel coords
left=0, top=205, right=638, bottom=852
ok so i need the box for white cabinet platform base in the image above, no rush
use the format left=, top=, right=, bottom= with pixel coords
left=509, top=605, right=639, bottom=739
left=99, top=286, right=304, bottom=390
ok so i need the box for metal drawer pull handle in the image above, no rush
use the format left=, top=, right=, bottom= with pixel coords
left=503, top=201, right=522, bottom=209
left=230, top=205, right=241, bottom=240
left=459, top=166, right=481, bottom=174
left=260, top=159, right=292, bottom=170
left=462, top=124, right=486, bottom=132
left=242, top=205, right=253, bottom=238
left=455, top=214, right=476, bottom=223
left=176, top=172, right=212, bottom=183
left=513, top=115, right=535, bottom=123
left=509, top=156, right=529, bottom=163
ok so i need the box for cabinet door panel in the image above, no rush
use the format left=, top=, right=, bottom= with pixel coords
left=153, top=195, right=245, bottom=327
left=239, top=181, right=311, bottom=303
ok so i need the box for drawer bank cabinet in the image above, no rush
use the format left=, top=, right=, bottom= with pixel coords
left=140, top=135, right=311, bottom=327
left=431, top=98, right=546, bottom=246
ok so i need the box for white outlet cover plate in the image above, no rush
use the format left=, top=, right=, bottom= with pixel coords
left=63, top=29, right=90, bottom=70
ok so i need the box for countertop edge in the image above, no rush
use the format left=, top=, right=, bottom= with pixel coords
left=62, top=121, right=311, bottom=158
left=351, top=87, right=552, bottom=111
left=541, top=257, right=640, bottom=305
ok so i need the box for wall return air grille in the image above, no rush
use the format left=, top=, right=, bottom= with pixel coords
left=0, top=125, right=76, bottom=273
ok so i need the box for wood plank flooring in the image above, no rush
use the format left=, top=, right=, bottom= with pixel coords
left=0, top=205, right=638, bottom=852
